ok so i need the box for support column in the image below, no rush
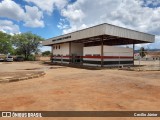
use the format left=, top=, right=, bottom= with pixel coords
left=133, top=44, right=135, bottom=66
left=51, top=45, right=53, bottom=55
left=101, top=36, right=104, bottom=67
left=51, top=45, right=53, bottom=62
left=69, top=42, right=71, bottom=64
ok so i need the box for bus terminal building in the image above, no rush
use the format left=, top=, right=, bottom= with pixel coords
left=42, top=23, right=155, bottom=67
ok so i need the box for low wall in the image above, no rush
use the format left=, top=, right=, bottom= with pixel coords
left=83, top=45, right=133, bottom=66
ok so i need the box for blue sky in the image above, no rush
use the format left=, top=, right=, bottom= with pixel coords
left=0, top=0, right=160, bottom=51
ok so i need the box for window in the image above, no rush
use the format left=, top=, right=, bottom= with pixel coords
left=93, top=54, right=100, bottom=56
left=85, top=54, right=92, bottom=56
left=53, top=46, right=55, bottom=49
left=59, top=45, right=60, bottom=49
left=56, top=46, right=57, bottom=49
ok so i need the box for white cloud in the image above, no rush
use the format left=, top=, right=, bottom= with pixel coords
left=0, top=0, right=44, bottom=28
left=146, top=36, right=160, bottom=49
left=63, top=24, right=87, bottom=34
left=24, top=19, right=44, bottom=28
left=61, top=4, right=85, bottom=22
left=57, top=23, right=69, bottom=29
left=57, top=18, right=69, bottom=29
left=0, top=0, right=25, bottom=21
left=60, top=0, right=160, bottom=36
left=59, top=0, right=160, bottom=49
left=24, top=6, right=44, bottom=27
left=0, top=20, right=20, bottom=34
left=24, top=0, right=68, bottom=14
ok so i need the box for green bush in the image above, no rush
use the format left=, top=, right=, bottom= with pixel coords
left=27, top=55, right=35, bottom=61
left=42, top=51, right=51, bottom=56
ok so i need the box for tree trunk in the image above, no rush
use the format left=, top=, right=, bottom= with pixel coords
left=24, top=51, right=27, bottom=60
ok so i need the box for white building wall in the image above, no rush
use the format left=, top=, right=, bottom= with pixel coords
left=83, top=46, right=101, bottom=67
left=103, top=46, right=133, bottom=57
left=83, top=45, right=133, bottom=56
left=71, top=43, right=84, bottom=56
left=52, top=43, right=70, bottom=64
left=52, top=43, right=133, bottom=66
left=52, top=42, right=84, bottom=64
left=53, top=43, right=69, bottom=56
left=83, top=45, right=133, bottom=66
left=53, top=43, right=84, bottom=56
left=83, top=46, right=101, bottom=56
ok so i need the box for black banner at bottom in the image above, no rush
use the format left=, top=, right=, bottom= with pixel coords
left=0, top=111, right=160, bottom=117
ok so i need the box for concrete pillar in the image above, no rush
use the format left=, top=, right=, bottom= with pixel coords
left=51, top=45, right=54, bottom=62
left=69, top=42, right=71, bottom=63
left=133, top=44, right=135, bottom=66
left=101, top=36, right=104, bottom=67
left=51, top=45, right=53, bottom=55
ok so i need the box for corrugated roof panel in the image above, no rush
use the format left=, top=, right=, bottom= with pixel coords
left=104, top=24, right=154, bottom=42
left=42, top=23, right=155, bottom=46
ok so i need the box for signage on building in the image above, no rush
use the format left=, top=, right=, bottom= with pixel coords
left=52, top=35, right=71, bottom=42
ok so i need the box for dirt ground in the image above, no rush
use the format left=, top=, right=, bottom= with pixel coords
left=0, top=61, right=160, bottom=120
left=134, top=60, right=160, bottom=70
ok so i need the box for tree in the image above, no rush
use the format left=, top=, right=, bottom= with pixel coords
left=42, top=51, right=51, bottom=56
left=12, top=32, right=44, bottom=60
left=139, top=47, right=146, bottom=58
left=0, top=31, right=14, bottom=54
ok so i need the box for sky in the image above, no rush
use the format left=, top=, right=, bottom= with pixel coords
left=0, top=0, right=160, bottom=52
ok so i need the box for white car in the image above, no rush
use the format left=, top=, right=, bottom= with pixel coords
left=6, top=56, right=13, bottom=62
left=0, top=58, right=4, bottom=62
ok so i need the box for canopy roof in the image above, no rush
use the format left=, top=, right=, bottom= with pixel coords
left=43, top=23, right=155, bottom=46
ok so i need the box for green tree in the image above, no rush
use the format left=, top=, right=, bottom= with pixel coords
left=42, top=51, right=51, bottom=56
left=139, top=47, right=146, bottom=58
left=0, top=31, right=14, bottom=54
left=12, top=32, right=44, bottom=60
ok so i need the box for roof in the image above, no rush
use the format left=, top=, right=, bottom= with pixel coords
left=146, top=51, right=160, bottom=57
left=42, top=23, right=155, bottom=46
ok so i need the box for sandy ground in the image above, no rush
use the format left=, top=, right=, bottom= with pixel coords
left=0, top=62, right=160, bottom=120
left=134, top=60, right=160, bottom=70
left=0, top=62, right=47, bottom=72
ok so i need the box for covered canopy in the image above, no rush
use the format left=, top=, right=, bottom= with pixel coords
left=42, top=23, right=155, bottom=46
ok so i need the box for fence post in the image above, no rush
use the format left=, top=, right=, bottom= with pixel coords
left=61, top=55, right=63, bottom=64
left=119, top=52, right=120, bottom=68
left=139, top=52, right=141, bottom=70
left=159, top=57, right=160, bottom=70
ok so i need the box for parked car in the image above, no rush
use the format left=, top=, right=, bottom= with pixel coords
left=14, top=56, right=24, bottom=61
left=6, top=56, right=13, bottom=62
left=0, top=58, right=4, bottom=62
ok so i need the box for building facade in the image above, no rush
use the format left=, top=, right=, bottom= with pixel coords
left=42, top=23, right=155, bottom=67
